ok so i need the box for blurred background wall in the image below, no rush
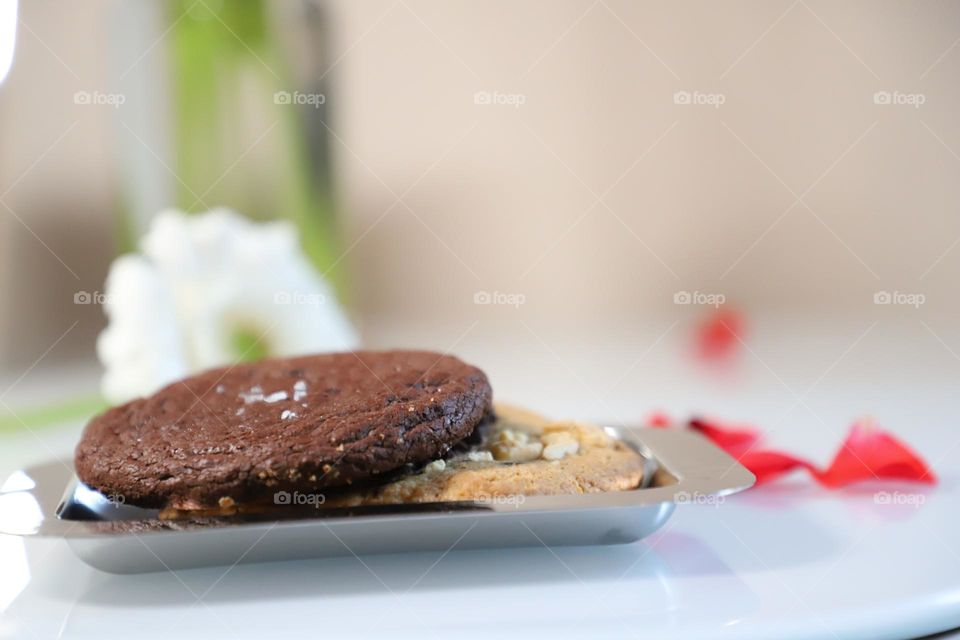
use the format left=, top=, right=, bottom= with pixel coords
left=1, top=0, right=959, bottom=374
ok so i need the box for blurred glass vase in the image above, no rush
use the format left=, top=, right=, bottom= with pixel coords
left=112, top=0, right=341, bottom=282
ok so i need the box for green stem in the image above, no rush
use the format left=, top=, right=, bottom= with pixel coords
left=0, top=394, right=108, bottom=433
left=168, top=1, right=342, bottom=291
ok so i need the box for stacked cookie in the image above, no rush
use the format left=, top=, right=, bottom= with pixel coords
left=75, top=350, right=644, bottom=515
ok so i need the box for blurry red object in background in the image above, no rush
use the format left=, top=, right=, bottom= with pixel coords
left=645, top=411, right=672, bottom=428
left=696, top=308, right=746, bottom=360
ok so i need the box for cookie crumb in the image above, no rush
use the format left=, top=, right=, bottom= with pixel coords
left=541, top=431, right=580, bottom=460
left=490, top=428, right=543, bottom=462
left=293, top=380, right=308, bottom=401
left=264, top=391, right=288, bottom=403
left=424, top=459, right=446, bottom=473
left=239, top=386, right=264, bottom=404
left=464, top=450, right=494, bottom=463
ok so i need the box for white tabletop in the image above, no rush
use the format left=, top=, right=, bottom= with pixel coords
left=1, top=314, right=958, bottom=639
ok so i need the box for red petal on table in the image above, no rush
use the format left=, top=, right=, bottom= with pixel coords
left=816, top=418, right=937, bottom=487
left=689, top=417, right=761, bottom=454
left=696, top=308, right=746, bottom=360
left=687, top=418, right=811, bottom=483
left=734, top=450, right=816, bottom=485
left=687, top=416, right=936, bottom=488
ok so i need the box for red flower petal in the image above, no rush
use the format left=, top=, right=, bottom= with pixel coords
left=696, top=308, right=745, bottom=360
left=681, top=415, right=936, bottom=488
left=646, top=411, right=672, bottom=428
left=689, top=417, right=761, bottom=454
left=816, top=418, right=937, bottom=487
left=734, top=450, right=816, bottom=485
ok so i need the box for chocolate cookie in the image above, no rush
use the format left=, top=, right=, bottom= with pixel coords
left=75, top=350, right=493, bottom=509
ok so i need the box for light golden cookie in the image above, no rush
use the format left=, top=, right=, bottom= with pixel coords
left=324, top=404, right=645, bottom=506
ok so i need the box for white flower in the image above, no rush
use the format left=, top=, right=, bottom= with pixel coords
left=97, top=208, right=359, bottom=403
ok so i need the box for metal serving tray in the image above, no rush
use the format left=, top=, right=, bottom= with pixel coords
left=0, top=427, right=754, bottom=574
